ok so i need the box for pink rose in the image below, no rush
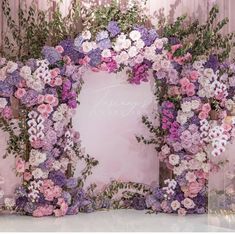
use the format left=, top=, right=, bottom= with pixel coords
left=189, top=71, right=199, bottom=82
left=15, top=88, right=26, bottom=99
left=44, top=94, right=55, bottom=104
left=33, top=205, right=53, bottom=217
left=198, top=111, right=208, bottom=120
left=179, top=78, right=190, bottom=91
left=16, top=158, right=25, bottom=173
left=50, top=68, right=60, bottom=79
left=54, top=77, right=63, bottom=86
left=37, top=104, right=47, bottom=114
left=44, top=189, right=55, bottom=201
left=202, top=103, right=211, bottom=113
left=37, top=95, right=45, bottom=104
left=178, top=207, right=187, bottom=216
left=186, top=83, right=195, bottom=96
left=55, top=45, right=64, bottom=54
left=23, top=171, right=32, bottom=181
left=188, top=181, right=203, bottom=194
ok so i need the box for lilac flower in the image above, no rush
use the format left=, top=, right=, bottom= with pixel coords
left=48, top=170, right=67, bottom=187
left=96, top=31, right=109, bottom=42
left=107, top=21, right=120, bottom=37
left=6, top=71, right=22, bottom=86
left=42, top=46, right=62, bottom=64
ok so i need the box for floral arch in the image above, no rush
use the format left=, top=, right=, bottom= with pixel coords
left=0, top=18, right=235, bottom=217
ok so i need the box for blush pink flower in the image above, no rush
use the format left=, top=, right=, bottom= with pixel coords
left=15, top=158, right=25, bottom=173
left=171, top=44, right=182, bottom=54
left=178, top=207, right=187, bottom=216
left=201, top=103, right=211, bottom=113
left=37, top=104, right=47, bottom=114
left=198, top=111, right=208, bottom=120
left=186, top=83, right=195, bottom=96
left=55, top=45, right=64, bottom=54
left=179, top=78, right=190, bottom=92
left=189, top=71, right=199, bottom=82
left=188, top=181, right=203, bottom=195
left=33, top=205, right=54, bottom=217
left=37, top=95, right=45, bottom=104
left=44, top=94, right=55, bottom=105
left=50, top=68, right=60, bottom=79
left=54, top=198, right=68, bottom=217
left=15, top=88, right=26, bottom=99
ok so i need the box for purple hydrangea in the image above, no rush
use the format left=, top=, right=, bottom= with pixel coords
left=42, top=46, right=62, bottom=64
left=0, top=81, right=14, bottom=97
left=88, top=48, right=102, bottom=67
left=48, top=170, right=67, bottom=187
left=205, top=54, right=219, bottom=72
left=60, top=39, right=83, bottom=63
left=107, top=21, right=121, bottom=37
left=66, top=178, right=78, bottom=189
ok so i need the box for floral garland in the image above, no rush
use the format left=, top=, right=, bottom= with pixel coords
left=0, top=18, right=234, bottom=217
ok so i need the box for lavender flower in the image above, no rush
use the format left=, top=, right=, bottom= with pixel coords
left=107, top=21, right=120, bottom=37
left=98, top=39, right=112, bottom=50
left=42, top=46, right=62, bottom=64
left=0, top=81, right=14, bottom=97
left=21, top=90, right=39, bottom=107
left=88, top=48, right=102, bottom=67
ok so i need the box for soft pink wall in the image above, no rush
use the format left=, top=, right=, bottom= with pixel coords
left=73, top=71, right=158, bottom=188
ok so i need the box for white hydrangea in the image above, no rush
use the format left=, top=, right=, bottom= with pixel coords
left=29, top=149, right=47, bottom=167
left=129, top=30, right=141, bottom=41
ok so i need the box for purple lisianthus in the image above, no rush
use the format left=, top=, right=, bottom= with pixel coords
left=42, top=46, right=62, bottom=64
left=96, top=31, right=109, bottom=42
left=107, top=21, right=120, bottom=37
left=88, top=48, right=102, bottom=67
left=48, top=170, right=67, bottom=187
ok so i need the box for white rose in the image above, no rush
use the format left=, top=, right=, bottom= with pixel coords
left=118, top=51, right=129, bottom=64
left=117, top=33, right=126, bottom=42
left=182, top=198, right=195, bottom=209
left=6, top=61, right=18, bottom=73
left=171, top=200, right=181, bottom=211
left=82, top=41, right=93, bottom=53
left=191, top=100, right=200, bottom=110
left=181, top=101, right=192, bottom=112
left=193, top=60, right=205, bottom=70
left=154, top=39, right=164, bottom=50
left=169, top=154, right=180, bottom=166
left=101, top=49, right=112, bottom=58
left=128, top=46, right=138, bottom=58
left=82, top=30, right=91, bottom=40
left=135, top=39, right=145, bottom=50
left=204, top=68, right=214, bottom=79
left=161, top=144, right=170, bottom=155
left=123, top=39, right=131, bottom=49
left=129, top=30, right=141, bottom=41
left=0, top=98, right=8, bottom=109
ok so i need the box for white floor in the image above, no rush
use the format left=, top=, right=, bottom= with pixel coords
left=0, top=210, right=234, bottom=232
